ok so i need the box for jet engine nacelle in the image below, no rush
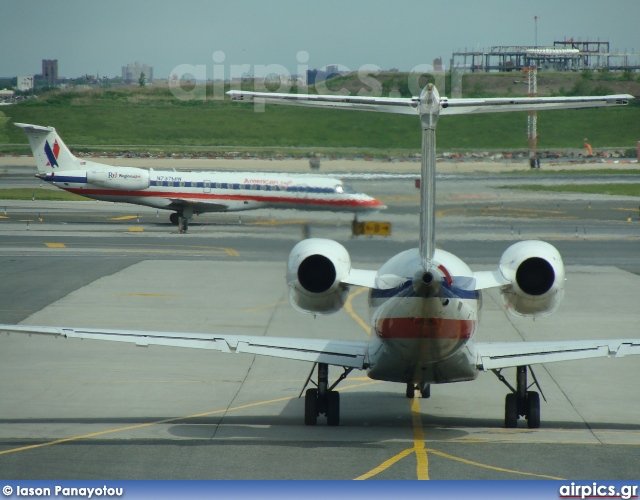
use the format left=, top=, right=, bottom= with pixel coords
left=498, top=240, right=565, bottom=317
left=286, top=238, right=352, bottom=315
left=86, top=168, right=150, bottom=191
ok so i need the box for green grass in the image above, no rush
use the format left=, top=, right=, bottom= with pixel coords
left=0, top=188, right=90, bottom=201
left=506, top=184, right=640, bottom=197
left=0, top=84, right=638, bottom=153
left=499, top=169, right=640, bottom=176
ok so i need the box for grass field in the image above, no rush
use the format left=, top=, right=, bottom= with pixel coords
left=0, top=188, right=90, bottom=201
left=0, top=80, right=638, bottom=155
left=500, top=169, right=640, bottom=176
left=507, top=184, right=640, bottom=197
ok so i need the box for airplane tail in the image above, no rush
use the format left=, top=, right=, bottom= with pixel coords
left=15, top=123, right=79, bottom=174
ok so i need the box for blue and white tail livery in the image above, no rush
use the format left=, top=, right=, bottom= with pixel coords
left=15, top=123, right=384, bottom=228
left=3, top=89, right=639, bottom=429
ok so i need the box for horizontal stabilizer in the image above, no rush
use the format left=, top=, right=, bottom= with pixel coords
left=227, top=90, right=632, bottom=116
left=227, top=90, right=418, bottom=115
left=441, top=94, right=633, bottom=115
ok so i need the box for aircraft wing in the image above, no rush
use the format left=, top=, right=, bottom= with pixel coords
left=474, top=339, right=640, bottom=370
left=0, top=324, right=368, bottom=369
left=227, top=90, right=632, bottom=115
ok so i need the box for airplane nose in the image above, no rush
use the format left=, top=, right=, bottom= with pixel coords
left=369, top=197, right=386, bottom=209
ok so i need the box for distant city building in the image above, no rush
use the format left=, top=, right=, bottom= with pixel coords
left=122, top=62, right=153, bottom=83
left=17, top=76, right=34, bottom=91
left=42, top=60, right=58, bottom=85
left=306, top=66, right=346, bottom=86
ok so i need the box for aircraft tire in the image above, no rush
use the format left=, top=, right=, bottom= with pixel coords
left=420, top=385, right=431, bottom=399
left=505, top=393, right=518, bottom=428
left=405, top=383, right=415, bottom=399
left=327, top=390, right=340, bottom=426
left=304, top=388, right=318, bottom=426
left=169, top=213, right=179, bottom=225
left=526, top=391, right=541, bottom=429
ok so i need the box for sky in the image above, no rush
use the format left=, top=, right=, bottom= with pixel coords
left=1, top=0, right=639, bottom=80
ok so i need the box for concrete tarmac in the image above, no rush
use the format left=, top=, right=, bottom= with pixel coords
left=0, top=173, right=639, bottom=480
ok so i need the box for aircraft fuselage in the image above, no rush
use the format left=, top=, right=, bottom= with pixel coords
left=366, top=248, right=481, bottom=386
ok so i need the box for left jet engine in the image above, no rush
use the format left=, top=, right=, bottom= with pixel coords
left=286, top=238, right=352, bottom=314
left=87, top=168, right=150, bottom=191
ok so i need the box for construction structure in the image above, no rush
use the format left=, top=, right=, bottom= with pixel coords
left=452, top=40, right=640, bottom=73
left=523, top=67, right=539, bottom=168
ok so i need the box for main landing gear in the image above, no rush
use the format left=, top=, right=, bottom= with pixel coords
left=169, top=212, right=190, bottom=233
left=493, top=365, right=544, bottom=428
left=301, top=363, right=352, bottom=426
left=405, top=382, right=431, bottom=399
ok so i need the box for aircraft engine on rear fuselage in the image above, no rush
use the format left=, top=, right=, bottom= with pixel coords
left=498, top=240, right=565, bottom=317
left=286, top=238, right=352, bottom=315
left=86, top=168, right=150, bottom=191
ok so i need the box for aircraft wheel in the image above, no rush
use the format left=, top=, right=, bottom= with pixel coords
left=169, top=212, right=179, bottom=225
left=327, top=390, right=340, bottom=426
left=304, top=388, right=318, bottom=426
left=505, top=393, right=518, bottom=428
left=420, top=385, right=431, bottom=399
left=405, top=383, right=415, bottom=399
left=526, top=391, right=540, bottom=429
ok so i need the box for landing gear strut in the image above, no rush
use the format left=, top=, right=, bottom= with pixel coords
left=493, top=365, right=544, bottom=428
left=301, top=363, right=352, bottom=426
left=405, top=382, right=430, bottom=399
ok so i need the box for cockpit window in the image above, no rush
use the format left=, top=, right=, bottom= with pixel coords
left=335, top=184, right=357, bottom=194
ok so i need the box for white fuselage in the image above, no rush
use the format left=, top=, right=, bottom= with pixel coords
left=366, top=248, right=481, bottom=386
left=41, top=163, right=383, bottom=214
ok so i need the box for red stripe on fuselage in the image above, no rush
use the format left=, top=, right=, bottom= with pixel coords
left=376, top=317, right=475, bottom=339
left=64, top=188, right=383, bottom=208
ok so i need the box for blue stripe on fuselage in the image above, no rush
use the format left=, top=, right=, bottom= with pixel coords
left=48, top=175, right=87, bottom=184
left=370, top=278, right=479, bottom=300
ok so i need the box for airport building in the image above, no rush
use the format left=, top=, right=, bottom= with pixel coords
left=17, top=76, right=34, bottom=92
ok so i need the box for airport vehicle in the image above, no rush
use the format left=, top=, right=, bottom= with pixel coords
left=2, top=88, right=638, bottom=428
left=15, top=123, right=383, bottom=231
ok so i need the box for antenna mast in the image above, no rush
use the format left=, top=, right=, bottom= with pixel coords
left=524, top=66, right=539, bottom=168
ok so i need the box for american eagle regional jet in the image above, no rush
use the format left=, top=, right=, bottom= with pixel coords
left=15, top=123, right=383, bottom=231
left=2, top=87, right=638, bottom=428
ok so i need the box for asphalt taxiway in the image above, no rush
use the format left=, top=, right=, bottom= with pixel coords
left=0, top=170, right=639, bottom=480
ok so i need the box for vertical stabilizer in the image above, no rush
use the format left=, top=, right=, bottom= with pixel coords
left=14, top=123, right=78, bottom=173
left=418, top=84, right=440, bottom=269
